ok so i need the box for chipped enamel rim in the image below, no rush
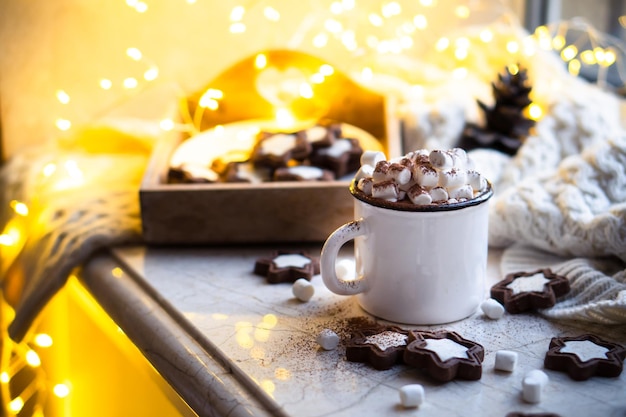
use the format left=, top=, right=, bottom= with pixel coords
left=350, top=180, right=494, bottom=212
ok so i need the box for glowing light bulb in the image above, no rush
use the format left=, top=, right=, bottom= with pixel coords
left=313, top=33, right=328, bottom=48
left=382, top=2, right=401, bottom=18
left=568, top=59, right=581, bottom=75
left=123, top=77, right=138, bottom=89
left=310, top=73, right=325, bottom=84
left=56, top=90, right=70, bottom=104
left=0, top=234, right=15, bottom=246
left=342, top=0, right=355, bottom=10
left=319, top=64, right=334, bottom=76
left=10, top=200, right=28, bottom=216
left=324, top=19, right=342, bottom=33
left=0, top=372, right=9, bottom=383
left=100, top=79, right=113, bottom=90
left=26, top=350, right=41, bottom=367
left=43, top=163, right=57, bottom=177
left=299, top=83, right=314, bottom=99
left=552, top=35, right=565, bottom=50
left=528, top=103, right=543, bottom=120
left=419, top=0, right=434, bottom=6
left=361, top=67, right=373, bottom=80
left=112, top=267, right=124, bottom=278
left=413, top=14, right=427, bottom=30
left=454, top=47, right=468, bottom=60
left=506, top=40, right=520, bottom=54
left=230, top=6, right=245, bottom=21
left=34, top=333, right=53, bottom=348
left=602, top=49, right=616, bottom=66
left=452, top=67, right=468, bottom=79
left=53, top=384, right=71, bottom=398
left=126, top=47, right=142, bottom=61
left=255, top=54, right=267, bottom=69
left=144, top=67, right=159, bottom=81
left=435, top=37, right=449, bottom=51
left=479, top=28, right=493, bottom=43
left=160, top=119, right=175, bottom=131
left=229, top=22, right=246, bottom=33
left=455, top=5, right=470, bottom=18
left=368, top=13, right=383, bottom=27
left=330, top=1, right=343, bottom=14
left=264, top=6, right=280, bottom=21
left=508, top=64, right=519, bottom=75
left=561, top=45, right=578, bottom=61
left=275, top=108, right=295, bottom=128
left=9, top=397, right=24, bottom=413
left=56, top=119, right=72, bottom=131
left=580, top=50, right=596, bottom=65
left=64, top=160, right=83, bottom=179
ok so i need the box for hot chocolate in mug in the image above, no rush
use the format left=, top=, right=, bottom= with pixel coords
left=321, top=182, right=493, bottom=325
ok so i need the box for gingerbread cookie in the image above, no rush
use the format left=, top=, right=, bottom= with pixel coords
left=301, top=123, right=340, bottom=149
left=403, top=330, right=484, bottom=382
left=273, top=166, right=335, bottom=182
left=490, top=269, right=570, bottom=314
left=252, top=131, right=311, bottom=169
left=345, top=325, right=410, bottom=370
left=544, top=334, right=626, bottom=381
left=309, top=138, right=363, bottom=178
left=167, top=163, right=220, bottom=183
left=253, top=251, right=320, bottom=284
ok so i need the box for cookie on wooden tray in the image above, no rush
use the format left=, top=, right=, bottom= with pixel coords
left=167, top=163, right=220, bottom=184
left=543, top=334, right=626, bottom=381
left=252, top=131, right=312, bottom=169
left=253, top=251, right=320, bottom=284
left=301, top=123, right=341, bottom=149
left=345, top=325, right=410, bottom=370
left=309, top=137, right=363, bottom=178
left=490, top=268, right=570, bottom=314
left=403, top=330, right=485, bottom=382
left=273, top=166, right=335, bottom=182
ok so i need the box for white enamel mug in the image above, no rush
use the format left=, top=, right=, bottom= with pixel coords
left=321, top=182, right=493, bottom=325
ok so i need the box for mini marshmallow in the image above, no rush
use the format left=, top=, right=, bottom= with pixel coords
left=408, top=184, right=433, bottom=205
left=448, top=184, right=474, bottom=200
left=429, top=149, right=454, bottom=170
left=450, top=148, right=468, bottom=170
left=372, top=180, right=399, bottom=201
left=357, top=177, right=373, bottom=195
left=388, top=163, right=412, bottom=185
left=467, top=170, right=486, bottom=191
left=292, top=278, right=314, bottom=302
left=429, top=186, right=449, bottom=203
left=372, top=160, right=391, bottom=182
left=494, top=350, right=518, bottom=372
left=360, top=150, right=386, bottom=167
left=522, top=370, right=549, bottom=403
left=336, top=258, right=356, bottom=280
left=413, top=164, right=439, bottom=188
left=438, top=169, right=467, bottom=189
left=355, top=164, right=374, bottom=181
left=481, top=298, right=505, bottom=319
left=316, top=329, right=340, bottom=351
left=399, top=384, right=425, bottom=408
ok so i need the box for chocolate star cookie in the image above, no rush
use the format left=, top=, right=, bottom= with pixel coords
left=345, top=325, right=410, bottom=370
left=544, top=334, right=626, bottom=381
left=253, top=251, right=320, bottom=284
left=490, top=268, right=570, bottom=314
left=404, top=330, right=485, bottom=382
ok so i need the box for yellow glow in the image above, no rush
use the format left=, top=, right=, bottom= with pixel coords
left=538, top=36, right=552, bottom=50
left=324, top=18, right=342, bottom=33
left=452, top=67, right=468, bottom=79
left=202, top=98, right=219, bottom=110
left=420, top=0, right=434, bottom=6
left=534, top=25, right=550, bottom=38
left=126, top=47, right=142, bottom=61
left=160, top=119, right=175, bottom=131
left=508, top=64, right=519, bottom=75
left=593, top=47, right=605, bottom=63
left=382, top=1, right=401, bottom=18
left=413, top=14, right=427, bottom=30
left=56, top=118, right=72, bottom=131
left=264, top=6, right=280, bottom=21
left=275, top=108, right=295, bottom=128
left=99, top=78, right=113, bottom=90
left=454, top=47, right=468, bottom=60
left=435, top=37, right=449, bottom=51
left=313, top=33, right=328, bottom=48
left=275, top=368, right=291, bottom=380
left=299, top=83, right=314, bottom=99
left=0, top=372, right=9, bottom=383
left=580, top=49, right=596, bottom=65
left=34, top=333, right=53, bottom=348
left=561, top=45, right=578, bottom=61
left=53, top=383, right=71, bottom=398
left=330, top=1, right=343, bottom=14
left=552, top=35, right=565, bottom=50
left=320, top=64, right=334, bottom=76
left=568, top=59, right=581, bottom=76
left=342, top=0, right=355, bottom=10
left=260, top=379, right=275, bottom=396
left=341, top=30, right=357, bottom=51
left=112, top=267, right=124, bottom=278
left=144, top=67, right=159, bottom=81
left=528, top=103, right=543, bottom=120
left=602, top=49, right=616, bottom=66
left=230, top=6, right=245, bottom=21
left=255, top=53, right=267, bottom=69
left=199, top=89, right=223, bottom=108
left=455, top=5, right=470, bottom=18
left=9, top=397, right=24, bottom=413
left=43, top=163, right=57, bottom=177
left=479, top=28, right=493, bottom=43
left=361, top=67, right=373, bottom=81
left=229, top=22, right=246, bottom=33
left=250, top=346, right=265, bottom=360
left=310, top=73, right=325, bottom=84
left=506, top=40, right=520, bottom=54
left=236, top=330, right=254, bottom=349
left=123, top=77, right=138, bottom=89
left=0, top=233, right=15, bottom=246
left=211, top=313, right=229, bottom=320
left=64, top=160, right=83, bottom=180
left=56, top=90, right=70, bottom=104
left=369, top=13, right=383, bottom=27
left=11, top=200, right=29, bottom=216
left=26, top=350, right=41, bottom=367
left=135, top=2, right=148, bottom=13
left=262, top=314, right=278, bottom=328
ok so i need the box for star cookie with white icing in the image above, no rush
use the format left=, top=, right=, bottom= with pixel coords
left=544, top=334, right=626, bottom=381
left=253, top=251, right=320, bottom=284
left=404, top=330, right=485, bottom=382
left=490, top=268, right=570, bottom=314
left=345, top=326, right=410, bottom=370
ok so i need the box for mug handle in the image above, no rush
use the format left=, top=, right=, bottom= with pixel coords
left=320, top=219, right=369, bottom=295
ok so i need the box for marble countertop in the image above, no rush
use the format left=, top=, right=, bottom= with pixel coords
left=81, top=245, right=626, bottom=417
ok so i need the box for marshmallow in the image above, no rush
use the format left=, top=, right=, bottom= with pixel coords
left=336, top=258, right=356, bottom=280
left=292, top=278, right=315, bottom=302
left=450, top=148, right=468, bottom=170
left=388, top=163, right=412, bottom=185
left=355, top=164, right=374, bottom=181
left=494, top=350, right=518, bottom=372
left=408, top=184, right=433, bottom=205
left=372, top=160, right=391, bottom=182
left=429, top=186, right=449, bottom=203
left=448, top=184, right=474, bottom=200
left=467, top=170, right=486, bottom=191
left=399, top=384, right=425, bottom=408
left=357, top=177, right=373, bottom=195
left=438, top=169, right=467, bottom=189
left=372, top=180, right=399, bottom=201
left=429, top=149, right=454, bottom=170
left=522, top=370, right=549, bottom=403
left=413, top=164, right=439, bottom=188
left=360, top=150, right=386, bottom=167
left=316, top=329, right=340, bottom=350
left=480, top=298, right=505, bottom=319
